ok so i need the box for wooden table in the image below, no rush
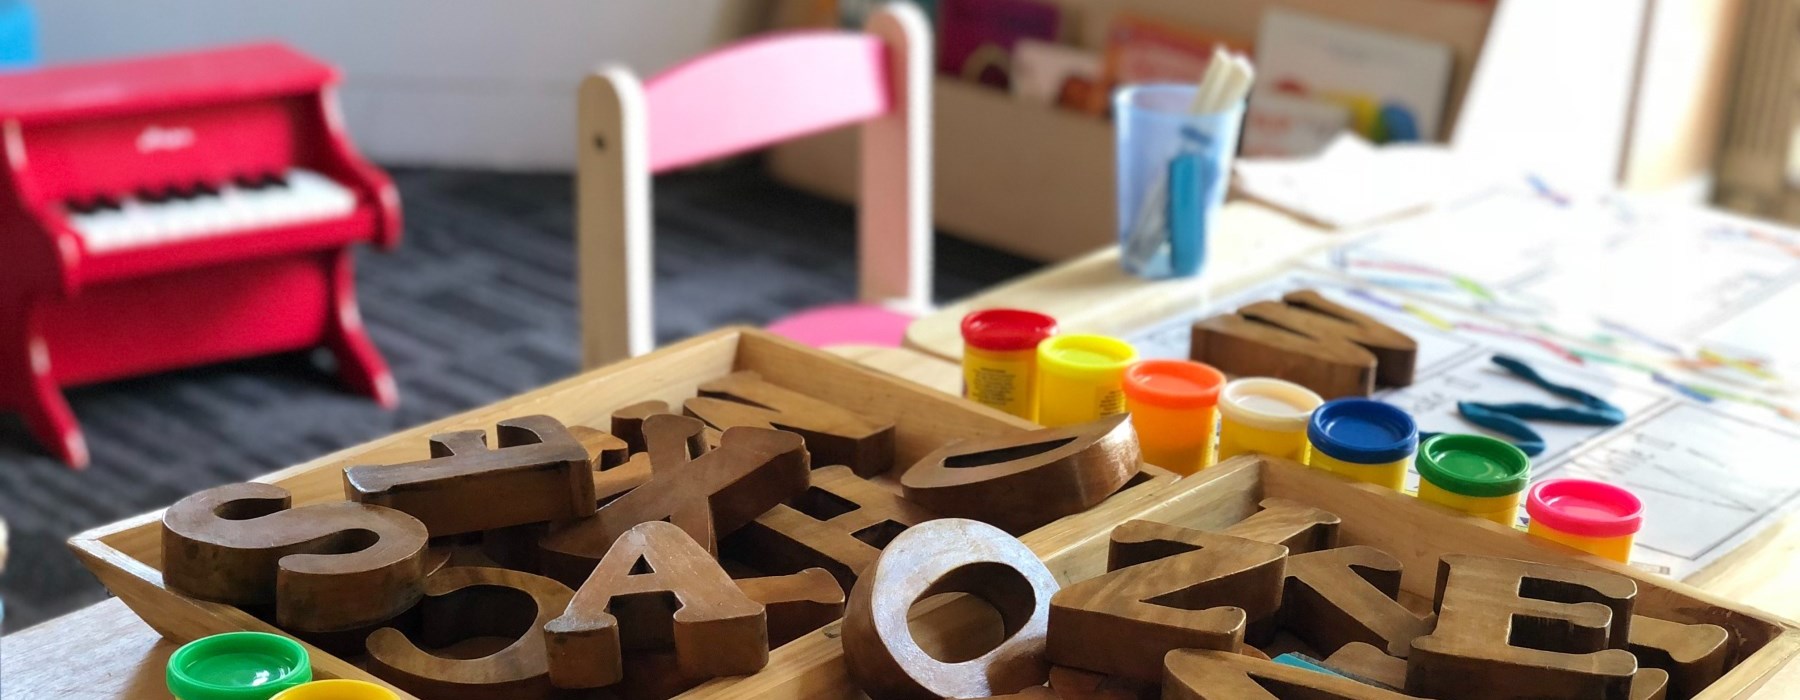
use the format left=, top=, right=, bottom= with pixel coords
left=0, top=346, right=965, bottom=700
left=905, top=201, right=1340, bottom=361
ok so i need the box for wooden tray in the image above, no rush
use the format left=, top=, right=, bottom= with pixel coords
left=67, top=328, right=1173, bottom=695
left=678, top=455, right=1800, bottom=699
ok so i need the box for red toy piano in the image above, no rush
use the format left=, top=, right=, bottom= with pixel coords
left=0, top=43, right=401, bottom=467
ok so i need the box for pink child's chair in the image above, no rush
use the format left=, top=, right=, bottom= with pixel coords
left=576, top=3, right=932, bottom=369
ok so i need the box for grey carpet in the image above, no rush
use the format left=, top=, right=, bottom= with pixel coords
left=0, top=162, right=1039, bottom=631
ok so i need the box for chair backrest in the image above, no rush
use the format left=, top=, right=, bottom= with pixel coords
left=577, top=2, right=932, bottom=369
left=644, top=33, right=890, bottom=173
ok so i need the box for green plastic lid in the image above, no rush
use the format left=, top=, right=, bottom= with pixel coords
left=1416, top=433, right=1530, bottom=497
left=168, top=632, right=313, bottom=700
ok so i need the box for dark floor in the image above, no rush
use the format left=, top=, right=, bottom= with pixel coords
left=0, top=162, right=1039, bottom=632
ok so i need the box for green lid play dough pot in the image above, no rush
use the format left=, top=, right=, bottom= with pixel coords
left=168, top=632, right=313, bottom=700
left=1416, top=434, right=1530, bottom=497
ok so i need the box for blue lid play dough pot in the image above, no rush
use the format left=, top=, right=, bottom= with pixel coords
left=1306, top=398, right=1418, bottom=464
left=168, top=631, right=313, bottom=700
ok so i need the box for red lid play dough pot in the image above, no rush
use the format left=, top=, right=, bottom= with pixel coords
left=961, top=309, right=1058, bottom=351
left=960, top=309, right=1058, bottom=421
left=1527, top=478, right=1643, bottom=537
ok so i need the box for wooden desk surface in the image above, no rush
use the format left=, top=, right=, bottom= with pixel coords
left=0, top=346, right=964, bottom=700
left=905, top=201, right=1339, bottom=361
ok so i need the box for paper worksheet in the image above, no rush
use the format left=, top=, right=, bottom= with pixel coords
left=1314, top=185, right=1800, bottom=397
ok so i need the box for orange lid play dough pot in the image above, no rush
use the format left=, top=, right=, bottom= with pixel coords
left=1123, top=360, right=1226, bottom=474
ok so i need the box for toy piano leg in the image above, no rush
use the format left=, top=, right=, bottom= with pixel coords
left=0, top=303, right=87, bottom=467
left=323, top=249, right=398, bottom=409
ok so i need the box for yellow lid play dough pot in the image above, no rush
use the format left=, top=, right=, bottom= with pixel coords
left=270, top=680, right=400, bottom=700
left=1035, top=334, right=1137, bottom=427
left=1216, top=377, right=1323, bottom=463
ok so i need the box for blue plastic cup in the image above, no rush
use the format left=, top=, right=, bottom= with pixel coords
left=1114, top=84, right=1244, bottom=279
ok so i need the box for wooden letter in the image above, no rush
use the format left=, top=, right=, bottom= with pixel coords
left=1191, top=289, right=1417, bottom=398
left=343, top=415, right=594, bottom=536
left=1628, top=615, right=1731, bottom=699
left=544, top=520, right=768, bottom=689
left=901, top=415, right=1139, bottom=534
left=738, top=567, right=847, bottom=647
left=1221, top=497, right=1342, bottom=554
left=366, top=566, right=575, bottom=699
left=1282, top=546, right=1434, bottom=657
left=726, top=464, right=941, bottom=590
left=1048, top=520, right=1286, bottom=682
left=161, top=482, right=428, bottom=633
left=1323, top=642, right=1409, bottom=690
left=1407, top=554, right=1639, bottom=700
left=1635, top=668, right=1671, bottom=700
left=843, top=518, right=1060, bottom=700
left=684, top=370, right=896, bottom=476
left=611, top=400, right=719, bottom=454
left=538, top=414, right=810, bottom=584
left=1164, top=649, right=1429, bottom=699
left=569, top=424, right=630, bottom=470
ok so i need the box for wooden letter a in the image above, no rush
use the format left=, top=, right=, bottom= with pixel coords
left=544, top=521, right=767, bottom=689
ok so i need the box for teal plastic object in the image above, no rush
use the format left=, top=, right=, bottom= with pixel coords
left=1271, top=652, right=1348, bottom=678
left=0, top=0, right=37, bottom=68
left=168, top=632, right=313, bottom=700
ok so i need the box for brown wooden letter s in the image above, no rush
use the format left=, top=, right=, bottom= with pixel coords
left=161, top=482, right=429, bottom=633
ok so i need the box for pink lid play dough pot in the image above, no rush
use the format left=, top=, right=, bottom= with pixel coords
left=1525, top=478, right=1644, bottom=562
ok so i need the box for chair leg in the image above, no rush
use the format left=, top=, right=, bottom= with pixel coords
left=322, top=250, right=398, bottom=409
left=0, top=301, right=87, bottom=467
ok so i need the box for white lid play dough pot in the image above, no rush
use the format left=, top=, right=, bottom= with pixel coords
left=1218, top=377, right=1325, bottom=432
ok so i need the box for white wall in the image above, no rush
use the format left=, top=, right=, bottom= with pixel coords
left=37, top=1, right=759, bottom=169
left=1452, top=0, right=1648, bottom=192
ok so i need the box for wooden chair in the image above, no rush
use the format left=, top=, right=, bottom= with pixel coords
left=576, top=2, right=932, bottom=369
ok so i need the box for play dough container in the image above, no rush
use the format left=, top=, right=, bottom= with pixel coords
left=961, top=309, right=1058, bottom=421
left=1122, top=359, right=1226, bottom=475
left=1216, top=378, right=1323, bottom=463
left=168, top=632, right=312, bottom=700
left=1527, top=478, right=1644, bottom=563
left=271, top=681, right=400, bottom=700
left=1305, top=399, right=1418, bottom=491
left=1036, top=334, right=1138, bottom=427
left=1415, top=433, right=1531, bottom=525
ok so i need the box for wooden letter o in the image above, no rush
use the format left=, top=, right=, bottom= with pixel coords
left=843, top=518, right=1060, bottom=700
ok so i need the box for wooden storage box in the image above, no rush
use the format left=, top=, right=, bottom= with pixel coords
left=66, top=328, right=1171, bottom=695
left=767, top=0, right=1495, bottom=261
left=679, top=455, right=1800, bottom=698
